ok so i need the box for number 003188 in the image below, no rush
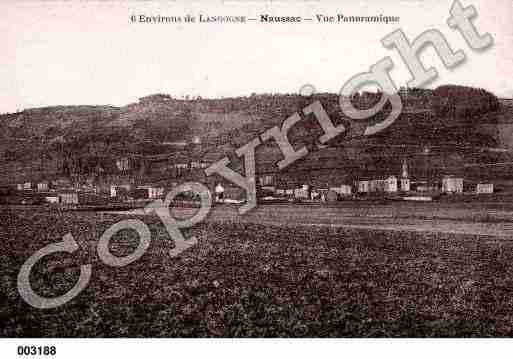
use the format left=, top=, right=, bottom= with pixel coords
left=17, top=346, right=56, bottom=356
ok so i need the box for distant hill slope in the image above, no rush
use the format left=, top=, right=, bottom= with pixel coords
left=1, top=87, right=512, bottom=185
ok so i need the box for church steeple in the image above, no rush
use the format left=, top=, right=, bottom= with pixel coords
left=401, top=158, right=409, bottom=179
left=400, top=159, right=411, bottom=192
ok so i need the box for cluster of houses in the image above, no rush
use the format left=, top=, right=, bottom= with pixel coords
left=172, top=161, right=209, bottom=170
left=11, top=158, right=496, bottom=206
left=12, top=179, right=166, bottom=206
left=356, top=176, right=407, bottom=194
left=242, top=160, right=493, bottom=202
left=9, top=154, right=211, bottom=206
left=246, top=176, right=492, bottom=203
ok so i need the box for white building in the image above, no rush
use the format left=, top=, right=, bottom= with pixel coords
left=44, top=195, right=59, bottom=204
left=37, top=182, right=49, bottom=191
left=341, top=184, right=352, bottom=195
left=23, top=182, right=31, bottom=190
left=358, top=180, right=370, bottom=193
left=190, top=161, right=207, bottom=169
left=259, top=175, right=274, bottom=186
left=294, top=187, right=309, bottom=199
left=384, top=176, right=398, bottom=193
left=358, top=177, right=397, bottom=193
left=476, top=183, right=493, bottom=194
left=215, top=183, right=225, bottom=202
left=442, top=176, right=463, bottom=193
left=59, top=191, right=78, bottom=205
left=330, top=185, right=352, bottom=196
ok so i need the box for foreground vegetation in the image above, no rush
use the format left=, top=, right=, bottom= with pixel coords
left=2, top=207, right=513, bottom=337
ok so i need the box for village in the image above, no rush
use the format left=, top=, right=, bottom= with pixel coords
left=4, top=153, right=496, bottom=209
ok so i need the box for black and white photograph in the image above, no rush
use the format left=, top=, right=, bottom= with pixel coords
left=1, top=0, right=513, bottom=356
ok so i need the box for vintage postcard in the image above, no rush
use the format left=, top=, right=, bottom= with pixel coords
left=1, top=0, right=513, bottom=354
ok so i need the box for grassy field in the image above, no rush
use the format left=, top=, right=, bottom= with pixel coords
left=2, top=206, right=513, bottom=337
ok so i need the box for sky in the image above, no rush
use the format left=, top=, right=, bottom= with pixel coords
left=0, top=0, right=512, bottom=114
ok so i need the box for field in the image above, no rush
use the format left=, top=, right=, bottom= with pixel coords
left=2, top=204, right=513, bottom=337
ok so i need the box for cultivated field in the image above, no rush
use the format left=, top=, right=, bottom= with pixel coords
left=2, top=204, right=513, bottom=337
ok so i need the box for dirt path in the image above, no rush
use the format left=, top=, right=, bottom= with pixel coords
left=111, top=203, right=513, bottom=238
